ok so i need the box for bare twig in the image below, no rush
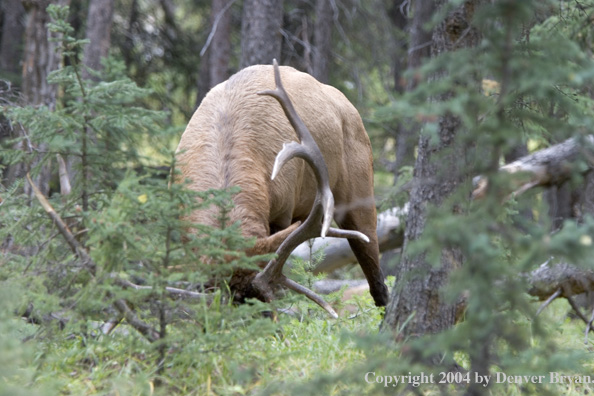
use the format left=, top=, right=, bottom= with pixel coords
left=26, top=173, right=96, bottom=275
left=200, top=0, right=235, bottom=56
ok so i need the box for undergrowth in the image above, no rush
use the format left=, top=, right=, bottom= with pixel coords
left=2, top=286, right=594, bottom=395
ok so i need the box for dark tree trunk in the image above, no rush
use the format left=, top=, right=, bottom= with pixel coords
left=15, top=0, right=70, bottom=197
left=545, top=127, right=579, bottom=231
left=81, top=0, right=114, bottom=79
left=379, top=1, right=414, bottom=275
left=21, top=0, right=68, bottom=108
left=196, top=0, right=233, bottom=107
left=544, top=134, right=583, bottom=231
left=208, top=0, right=232, bottom=87
left=579, top=171, right=594, bottom=220
left=390, top=0, right=408, bottom=95
left=240, top=0, right=283, bottom=68
left=0, top=0, right=26, bottom=78
left=546, top=183, right=576, bottom=230
left=159, top=0, right=182, bottom=60
left=381, top=0, right=482, bottom=340
left=122, top=0, right=139, bottom=71
left=312, top=0, right=332, bottom=84
left=393, top=0, right=435, bottom=183
left=195, top=51, right=211, bottom=108
left=0, top=0, right=25, bottom=183
left=381, top=0, right=436, bottom=281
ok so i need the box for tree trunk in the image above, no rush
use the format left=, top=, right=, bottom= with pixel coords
left=0, top=0, right=25, bottom=183
left=122, top=0, right=138, bottom=71
left=208, top=0, right=232, bottom=87
left=312, top=0, right=332, bottom=84
left=240, top=0, right=283, bottom=68
left=393, top=0, right=434, bottom=182
left=546, top=184, right=575, bottom=230
left=195, top=51, right=211, bottom=108
left=21, top=0, right=68, bottom=108
left=381, top=0, right=482, bottom=340
left=65, top=0, right=114, bottom=202
left=81, top=0, right=114, bottom=79
left=16, top=0, right=70, bottom=197
left=390, top=0, right=408, bottom=95
left=0, top=0, right=26, bottom=78
left=196, top=0, right=233, bottom=107
left=381, top=0, right=435, bottom=273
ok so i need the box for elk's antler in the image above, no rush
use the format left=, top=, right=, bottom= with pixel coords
left=252, top=60, right=369, bottom=318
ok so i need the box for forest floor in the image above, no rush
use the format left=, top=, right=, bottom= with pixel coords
left=3, top=287, right=594, bottom=396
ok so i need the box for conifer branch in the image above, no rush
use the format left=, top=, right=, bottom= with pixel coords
left=112, top=276, right=213, bottom=302
left=26, top=173, right=161, bottom=343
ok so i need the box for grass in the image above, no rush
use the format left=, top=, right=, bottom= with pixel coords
left=2, top=283, right=594, bottom=396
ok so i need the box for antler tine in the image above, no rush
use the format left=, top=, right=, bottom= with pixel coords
left=258, top=59, right=316, bottom=145
left=252, top=60, right=367, bottom=318
left=326, top=228, right=370, bottom=242
left=270, top=142, right=305, bottom=181
left=282, top=278, right=338, bottom=319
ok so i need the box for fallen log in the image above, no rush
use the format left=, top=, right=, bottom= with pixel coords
left=291, top=206, right=406, bottom=273
left=297, top=136, right=594, bottom=273
left=472, top=135, right=594, bottom=199
left=313, top=279, right=368, bottom=294
left=528, top=260, right=594, bottom=301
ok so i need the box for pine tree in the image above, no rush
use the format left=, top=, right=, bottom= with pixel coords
left=0, top=6, right=279, bottom=392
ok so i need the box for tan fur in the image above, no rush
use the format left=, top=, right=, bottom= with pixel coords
left=176, top=65, right=388, bottom=306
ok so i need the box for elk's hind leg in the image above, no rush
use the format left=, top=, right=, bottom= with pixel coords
left=336, top=208, right=389, bottom=307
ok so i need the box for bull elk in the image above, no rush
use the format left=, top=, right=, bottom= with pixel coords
left=175, top=60, right=388, bottom=317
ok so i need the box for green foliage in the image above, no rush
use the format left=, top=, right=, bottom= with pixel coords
left=4, top=2, right=594, bottom=395
left=369, top=0, right=594, bottom=394
left=0, top=284, right=52, bottom=396
left=0, top=6, right=306, bottom=395
left=1, top=6, right=394, bottom=395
